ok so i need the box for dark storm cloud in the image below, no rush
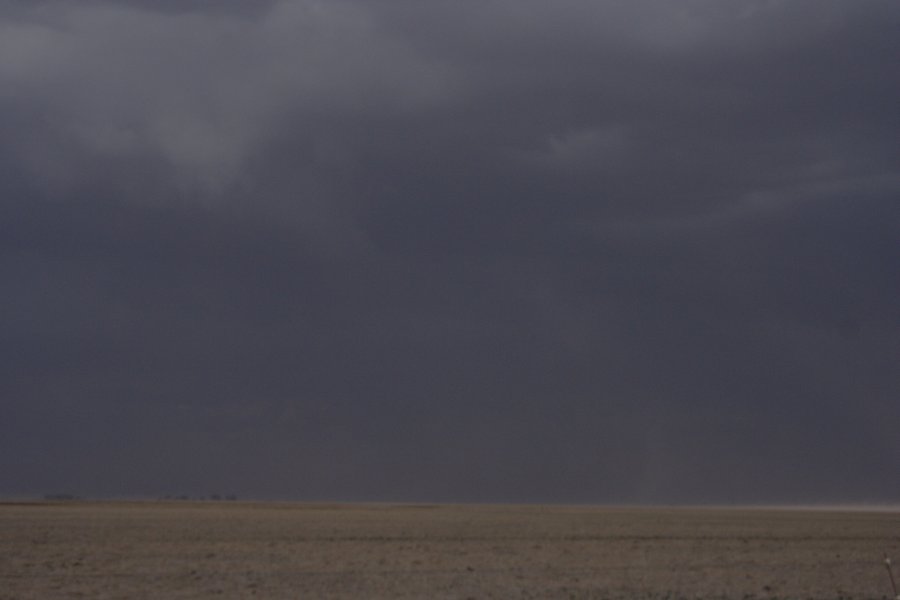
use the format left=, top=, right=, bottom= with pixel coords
left=2, top=0, right=898, bottom=503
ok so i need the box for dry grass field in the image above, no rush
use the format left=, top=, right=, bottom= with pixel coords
left=1, top=501, right=898, bottom=599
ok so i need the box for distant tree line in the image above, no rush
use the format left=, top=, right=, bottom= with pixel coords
left=41, top=492, right=239, bottom=502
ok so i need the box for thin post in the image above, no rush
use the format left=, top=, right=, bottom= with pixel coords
left=886, top=553, right=900, bottom=600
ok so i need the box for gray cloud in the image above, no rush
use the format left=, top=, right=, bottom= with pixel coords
left=2, top=0, right=898, bottom=503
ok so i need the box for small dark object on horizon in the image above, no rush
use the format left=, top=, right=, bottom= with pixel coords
left=43, top=493, right=78, bottom=501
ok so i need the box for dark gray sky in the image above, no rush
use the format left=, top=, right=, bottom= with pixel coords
left=2, top=0, right=898, bottom=504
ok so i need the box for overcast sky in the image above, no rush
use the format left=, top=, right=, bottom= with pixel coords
left=2, top=0, right=898, bottom=504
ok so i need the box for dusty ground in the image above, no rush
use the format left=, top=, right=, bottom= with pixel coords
left=0, top=501, right=898, bottom=599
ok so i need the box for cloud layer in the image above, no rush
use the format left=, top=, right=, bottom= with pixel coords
left=2, top=0, right=899, bottom=503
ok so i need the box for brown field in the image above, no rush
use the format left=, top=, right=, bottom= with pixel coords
left=1, top=501, right=898, bottom=599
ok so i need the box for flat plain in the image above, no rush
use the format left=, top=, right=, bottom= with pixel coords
left=1, top=501, right=898, bottom=599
